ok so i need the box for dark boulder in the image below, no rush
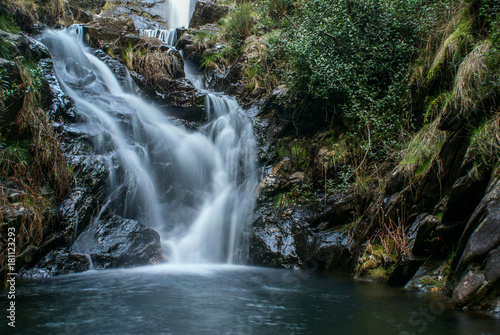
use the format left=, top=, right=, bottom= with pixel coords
left=250, top=206, right=315, bottom=268
left=70, top=214, right=163, bottom=269
left=411, top=214, right=441, bottom=257
left=18, top=249, right=91, bottom=278
left=189, top=1, right=230, bottom=28
left=445, top=171, right=500, bottom=310
left=310, top=228, right=354, bottom=274
left=85, top=16, right=136, bottom=49
left=388, top=260, right=424, bottom=286
left=405, top=260, right=450, bottom=291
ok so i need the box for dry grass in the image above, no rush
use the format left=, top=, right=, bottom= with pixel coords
left=1, top=56, right=69, bottom=277
left=466, top=111, right=500, bottom=168
left=138, top=48, right=182, bottom=82
left=408, top=0, right=469, bottom=89
left=15, top=64, right=70, bottom=197
left=446, top=42, right=493, bottom=114
left=426, top=17, right=472, bottom=84
left=400, top=118, right=447, bottom=176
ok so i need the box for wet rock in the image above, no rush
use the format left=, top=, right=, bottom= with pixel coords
left=40, top=58, right=76, bottom=119
left=384, top=165, right=408, bottom=195
left=100, top=0, right=169, bottom=30
left=189, top=1, right=230, bottom=28
left=85, top=16, right=136, bottom=49
left=445, top=171, right=500, bottom=309
left=415, top=129, right=468, bottom=209
left=132, top=73, right=206, bottom=120
left=255, top=157, right=292, bottom=197
left=411, top=214, right=441, bottom=257
left=310, top=188, right=368, bottom=230
left=250, top=207, right=314, bottom=268
left=435, top=172, right=490, bottom=254
left=70, top=214, right=163, bottom=269
left=388, top=260, right=424, bottom=286
left=405, top=260, right=450, bottom=291
left=18, top=249, right=91, bottom=278
left=92, top=49, right=138, bottom=91
left=310, top=228, right=354, bottom=273
left=177, top=32, right=200, bottom=60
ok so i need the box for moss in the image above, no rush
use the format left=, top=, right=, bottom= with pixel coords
left=400, top=118, right=447, bottom=176
left=356, top=241, right=396, bottom=282
left=423, top=91, right=452, bottom=124
left=426, top=17, right=473, bottom=85
left=466, top=115, right=500, bottom=169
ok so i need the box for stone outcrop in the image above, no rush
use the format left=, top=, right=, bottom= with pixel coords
left=445, top=171, right=500, bottom=309
left=100, top=0, right=170, bottom=30
left=70, top=214, right=163, bottom=269
left=19, top=249, right=91, bottom=278
left=189, top=1, right=230, bottom=28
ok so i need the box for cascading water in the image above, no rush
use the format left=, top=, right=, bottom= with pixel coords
left=41, top=17, right=258, bottom=264
left=168, top=0, right=197, bottom=29
left=141, top=0, right=197, bottom=48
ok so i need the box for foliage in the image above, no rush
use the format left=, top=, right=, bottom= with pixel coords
left=285, top=0, right=421, bottom=128
left=223, top=3, right=254, bottom=47
left=192, top=30, right=219, bottom=51
left=400, top=119, right=446, bottom=176
left=466, top=114, right=500, bottom=168
left=0, top=14, right=20, bottom=33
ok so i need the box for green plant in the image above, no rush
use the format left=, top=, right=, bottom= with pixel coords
left=0, top=14, right=20, bottom=33
left=223, top=3, right=254, bottom=45
left=400, top=119, right=447, bottom=176
left=192, top=30, right=219, bottom=51
left=466, top=114, right=500, bottom=168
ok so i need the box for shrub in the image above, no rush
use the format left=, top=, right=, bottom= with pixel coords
left=283, top=0, right=423, bottom=149
left=224, top=3, right=254, bottom=45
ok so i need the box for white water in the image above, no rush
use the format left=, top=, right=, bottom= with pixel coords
left=140, top=28, right=177, bottom=47
left=168, top=0, right=197, bottom=29
left=42, top=19, right=258, bottom=264
left=141, top=0, right=197, bottom=47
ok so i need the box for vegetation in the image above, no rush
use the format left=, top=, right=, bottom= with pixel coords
left=1, top=3, right=71, bottom=280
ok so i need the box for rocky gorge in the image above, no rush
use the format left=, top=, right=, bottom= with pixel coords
left=0, top=0, right=499, bottom=318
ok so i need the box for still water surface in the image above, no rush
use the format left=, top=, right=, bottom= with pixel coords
left=2, top=265, right=498, bottom=334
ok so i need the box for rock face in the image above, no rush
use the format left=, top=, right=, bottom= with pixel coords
left=81, top=18, right=207, bottom=119
left=85, top=16, right=137, bottom=49
left=100, top=0, right=170, bottom=30
left=19, top=249, right=91, bottom=278
left=70, top=214, right=163, bottom=269
left=445, top=172, right=500, bottom=308
left=189, top=1, right=230, bottom=28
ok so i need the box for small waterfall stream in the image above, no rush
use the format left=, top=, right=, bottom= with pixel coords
left=41, top=0, right=258, bottom=264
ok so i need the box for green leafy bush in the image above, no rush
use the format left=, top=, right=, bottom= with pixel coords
left=224, top=3, right=254, bottom=46
left=284, top=0, right=422, bottom=136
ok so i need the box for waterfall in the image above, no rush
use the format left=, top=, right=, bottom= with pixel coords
left=41, top=26, right=258, bottom=264
left=168, top=0, right=197, bottom=29
left=140, top=0, right=197, bottom=46
left=140, top=29, right=177, bottom=47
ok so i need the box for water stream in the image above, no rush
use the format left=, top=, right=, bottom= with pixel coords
left=40, top=0, right=257, bottom=264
